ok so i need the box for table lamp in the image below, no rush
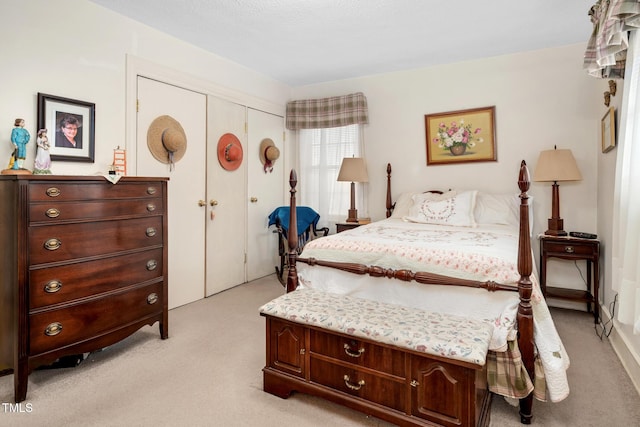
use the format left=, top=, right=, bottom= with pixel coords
left=337, top=157, right=368, bottom=223
left=533, top=147, right=582, bottom=236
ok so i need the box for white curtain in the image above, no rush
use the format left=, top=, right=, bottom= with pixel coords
left=298, top=124, right=366, bottom=230
left=612, top=32, right=640, bottom=334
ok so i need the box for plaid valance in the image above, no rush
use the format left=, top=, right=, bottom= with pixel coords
left=584, top=0, right=640, bottom=78
left=286, top=92, right=369, bottom=130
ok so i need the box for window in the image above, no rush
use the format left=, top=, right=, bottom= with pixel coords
left=299, top=124, right=365, bottom=228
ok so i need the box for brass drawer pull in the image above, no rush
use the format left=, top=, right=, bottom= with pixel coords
left=44, top=238, right=62, bottom=251
left=146, top=259, right=158, bottom=271
left=46, top=187, right=61, bottom=197
left=45, top=208, right=60, bottom=218
left=147, top=293, right=159, bottom=305
left=564, top=246, right=575, bottom=254
left=147, top=187, right=157, bottom=195
left=44, top=280, right=62, bottom=293
left=44, top=322, right=63, bottom=336
left=146, top=203, right=156, bottom=212
left=343, top=375, right=365, bottom=391
left=146, top=227, right=157, bottom=237
left=344, top=342, right=365, bottom=358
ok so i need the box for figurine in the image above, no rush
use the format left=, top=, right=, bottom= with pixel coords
left=11, top=118, right=30, bottom=170
left=33, top=128, right=52, bottom=174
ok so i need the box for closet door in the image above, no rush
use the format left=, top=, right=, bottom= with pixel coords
left=247, top=108, right=284, bottom=281
left=136, top=76, right=207, bottom=309
left=206, top=96, right=247, bottom=296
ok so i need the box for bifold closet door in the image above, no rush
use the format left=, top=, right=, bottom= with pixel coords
left=206, top=95, right=247, bottom=296
left=135, top=76, right=207, bottom=309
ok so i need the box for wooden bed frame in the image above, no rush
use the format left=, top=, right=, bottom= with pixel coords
left=276, top=161, right=535, bottom=425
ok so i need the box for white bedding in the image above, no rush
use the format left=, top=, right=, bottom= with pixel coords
left=297, top=217, right=570, bottom=402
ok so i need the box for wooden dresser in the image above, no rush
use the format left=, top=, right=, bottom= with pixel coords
left=0, top=175, right=168, bottom=402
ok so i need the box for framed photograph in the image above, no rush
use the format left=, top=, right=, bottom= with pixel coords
left=37, top=93, right=95, bottom=162
left=425, top=106, right=497, bottom=165
left=601, top=107, right=616, bottom=153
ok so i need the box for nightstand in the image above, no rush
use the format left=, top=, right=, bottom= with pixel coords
left=539, top=235, right=600, bottom=324
left=336, top=222, right=362, bottom=233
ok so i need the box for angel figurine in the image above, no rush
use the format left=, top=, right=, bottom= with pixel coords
left=33, top=128, right=52, bottom=174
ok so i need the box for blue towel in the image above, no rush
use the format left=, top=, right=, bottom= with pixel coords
left=268, top=206, right=320, bottom=235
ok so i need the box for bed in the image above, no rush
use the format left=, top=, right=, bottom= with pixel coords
left=264, top=161, right=569, bottom=426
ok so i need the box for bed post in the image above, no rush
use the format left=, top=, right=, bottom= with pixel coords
left=286, top=170, right=300, bottom=293
left=516, top=160, right=535, bottom=424
left=386, top=163, right=393, bottom=218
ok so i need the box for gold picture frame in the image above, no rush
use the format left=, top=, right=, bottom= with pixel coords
left=601, top=107, right=616, bottom=153
left=425, top=106, right=497, bottom=165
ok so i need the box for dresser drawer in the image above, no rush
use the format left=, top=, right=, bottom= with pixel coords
left=309, top=329, right=406, bottom=377
left=29, top=198, right=163, bottom=223
left=29, top=248, right=163, bottom=309
left=29, top=216, right=163, bottom=265
left=29, top=282, right=164, bottom=355
left=28, top=182, right=163, bottom=202
left=309, top=357, right=406, bottom=412
left=543, top=241, right=596, bottom=257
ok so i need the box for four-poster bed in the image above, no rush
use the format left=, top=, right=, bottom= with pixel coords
left=260, top=161, right=569, bottom=426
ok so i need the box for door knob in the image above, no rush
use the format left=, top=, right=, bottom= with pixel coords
left=250, top=197, right=258, bottom=203
left=210, top=200, right=218, bottom=206
left=198, top=200, right=206, bottom=207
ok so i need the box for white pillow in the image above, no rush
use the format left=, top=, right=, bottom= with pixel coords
left=389, top=192, right=416, bottom=218
left=403, top=190, right=477, bottom=227
left=474, top=192, right=514, bottom=225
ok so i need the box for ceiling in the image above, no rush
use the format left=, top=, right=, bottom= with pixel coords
left=89, top=0, right=595, bottom=86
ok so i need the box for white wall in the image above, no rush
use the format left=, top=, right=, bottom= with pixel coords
left=293, top=44, right=601, bottom=264
left=0, top=0, right=291, bottom=176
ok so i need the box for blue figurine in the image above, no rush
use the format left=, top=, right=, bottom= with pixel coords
left=11, top=118, right=30, bottom=170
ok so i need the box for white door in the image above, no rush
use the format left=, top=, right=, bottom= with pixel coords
left=247, top=108, right=284, bottom=281
left=136, top=76, right=207, bottom=309
left=206, top=95, right=247, bottom=296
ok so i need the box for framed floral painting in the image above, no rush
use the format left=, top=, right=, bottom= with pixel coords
left=425, top=106, right=497, bottom=165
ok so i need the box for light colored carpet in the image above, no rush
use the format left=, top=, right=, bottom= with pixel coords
left=1, top=274, right=639, bottom=426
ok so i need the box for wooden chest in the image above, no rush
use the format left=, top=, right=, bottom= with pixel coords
left=0, top=175, right=168, bottom=402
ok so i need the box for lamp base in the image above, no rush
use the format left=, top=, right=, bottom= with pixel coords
left=545, top=218, right=567, bottom=236
left=346, top=208, right=359, bottom=223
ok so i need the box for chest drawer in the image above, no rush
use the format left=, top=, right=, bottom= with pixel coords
left=29, top=199, right=163, bottom=223
left=28, top=182, right=162, bottom=202
left=29, top=248, right=163, bottom=309
left=29, top=281, right=164, bottom=355
left=542, top=241, right=597, bottom=257
left=29, top=216, right=163, bottom=265
left=310, top=329, right=406, bottom=377
left=309, top=357, right=406, bottom=412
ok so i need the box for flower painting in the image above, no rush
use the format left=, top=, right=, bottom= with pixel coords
left=425, top=106, right=497, bottom=165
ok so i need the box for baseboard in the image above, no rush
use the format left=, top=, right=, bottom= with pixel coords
left=600, top=305, right=640, bottom=396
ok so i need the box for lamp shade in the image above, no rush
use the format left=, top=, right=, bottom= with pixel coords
left=533, top=149, right=582, bottom=182
left=337, top=157, right=369, bottom=183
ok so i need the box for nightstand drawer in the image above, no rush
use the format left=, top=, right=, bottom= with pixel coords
left=542, top=241, right=596, bottom=257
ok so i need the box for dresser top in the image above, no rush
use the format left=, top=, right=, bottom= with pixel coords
left=0, top=174, right=168, bottom=183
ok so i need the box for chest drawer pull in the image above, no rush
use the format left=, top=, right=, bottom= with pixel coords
left=44, top=280, right=62, bottom=293
left=146, top=203, right=156, bottom=212
left=564, top=246, right=575, bottom=254
left=147, top=293, right=159, bottom=305
left=344, top=342, right=365, bottom=358
left=44, top=322, right=63, bottom=336
left=146, top=227, right=157, bottom=237
left=146, top=259, right=158, bottom=271
left=45, top=187, right=61, bottom=197
left=44, top=238, right=62, bottom=250
left=343, top=375, right=365, bottom=391
left=45, top=208, right=61, bottom=218
left=147, top=187, right=157, bottom=195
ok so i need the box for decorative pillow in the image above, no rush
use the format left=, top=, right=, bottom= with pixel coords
left=389, top=192, right=416, bottom=218
left=403, top=190, right=477, bottom=227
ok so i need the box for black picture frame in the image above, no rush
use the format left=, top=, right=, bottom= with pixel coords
left=37, top=93, right=95, bottom=162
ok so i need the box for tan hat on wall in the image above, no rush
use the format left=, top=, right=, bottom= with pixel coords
left=147, top=115, right=187, bottom=170
left=217, top=133, right=244, bottom=171
left=259, top=138, right=280, bottom=173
